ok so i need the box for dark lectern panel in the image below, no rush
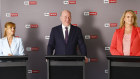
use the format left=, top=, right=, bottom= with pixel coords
left=46, top=56, right=85, bottom=61
left=0, top=56, right=28, bottom=60
left=111, top=67, right=140, bottom=79
left=0, top=66, right=26, bottom=79
left=50, top=66, right=83, bottom=79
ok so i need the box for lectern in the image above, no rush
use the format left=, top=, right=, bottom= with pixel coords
left=107, top=55, right=140, bottom=79
left=0, top=56, right=28, bottom=79
left=45, top=56, right=85, bottom=79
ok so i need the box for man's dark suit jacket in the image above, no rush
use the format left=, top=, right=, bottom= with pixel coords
left=47, top=24, right=87, bottom=56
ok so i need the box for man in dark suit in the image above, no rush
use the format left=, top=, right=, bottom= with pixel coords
left=47, top=10, right=87, bottom=56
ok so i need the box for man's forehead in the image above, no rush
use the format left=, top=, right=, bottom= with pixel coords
left=61, top=10, right=71, bottom=16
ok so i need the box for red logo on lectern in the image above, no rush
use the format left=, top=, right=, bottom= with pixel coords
left=63, top=0, right=76, bottom=4
left=44, top=13, right=57, bottom=16
left=24, top=1, right=37, bottom=5
left=6, top=13, right=18, bottom=17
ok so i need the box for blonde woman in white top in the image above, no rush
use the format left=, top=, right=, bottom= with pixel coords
left=0, top=22, right=24, bottom=56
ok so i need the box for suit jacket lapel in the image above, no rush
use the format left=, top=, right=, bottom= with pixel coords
left=4, top=37, right=12, bottom=54
left=120, top=27, right=125, bottom=45
left=131, top=26, right=137, bottom=46
left=10, top=37, right=17, bottom=54
left=58, top=25, right=65, bottom=44
left=119, top=27, right=124, bottom=53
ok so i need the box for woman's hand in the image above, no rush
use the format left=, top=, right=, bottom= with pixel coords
left=8, top=53, right=13, bottom=56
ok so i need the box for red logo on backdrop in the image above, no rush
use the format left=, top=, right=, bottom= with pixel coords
left=90, top=35, right=98, bottom=39
left=109, top=0, right=117, bottom=3
left=30, top=24, right=38, bottom=28
left=6, top=13, right=18, bottom=17
left=63, top=0, right=76, bottom=4
left=134, top=11, right=138, bottom=14
left=89, top=12, right=97, bottom=15
left=26, top=47, right=39, bottom=51
left=28, top=70, right=40, bottom=73
left=44, top=13, right=57, bottom=16
left=104, top=0, right=117, bottom=3
left=72, top=24, right=77, bottom=26
left=24, top=1, right=37, bottom=5
left=11, top=13, right=18, bottom=17
left=110, top=23, right=117, bottom=27
left=29, top=1, right=37, bottom=5
left=89, top=58, right=98, bottom=62
left=25, top=24, right=38, bottom=28
left=15, top=36, right=20, bottom=38
left=69, top=1, right=76, bottom=4
left=84, top=12, right=97, bottom=16
left=85, top=35, right=98, bottom=39
left=31, top=47, right=39, bottom=51
left=50, top=13, right=57, bottom=16
left=104, top=23, right=117, bottom=27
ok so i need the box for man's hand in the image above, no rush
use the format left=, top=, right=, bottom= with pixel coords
left=85, top=56, right=88, bottom=63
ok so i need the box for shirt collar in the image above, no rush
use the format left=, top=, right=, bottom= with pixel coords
left=62, top=24, right=70, bottom=29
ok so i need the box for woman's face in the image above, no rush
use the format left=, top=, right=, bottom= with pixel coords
left=6, top=26, right=15, bottom=36
left=124, top=12, right=134, bottom=26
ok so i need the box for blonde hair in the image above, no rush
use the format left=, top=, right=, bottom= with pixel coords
left=4, top=22, right=16, bottom=37
left=119, top=10, right=138, bottom=28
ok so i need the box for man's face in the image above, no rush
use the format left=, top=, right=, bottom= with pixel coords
left=60, top=11, right=71, bottom=26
